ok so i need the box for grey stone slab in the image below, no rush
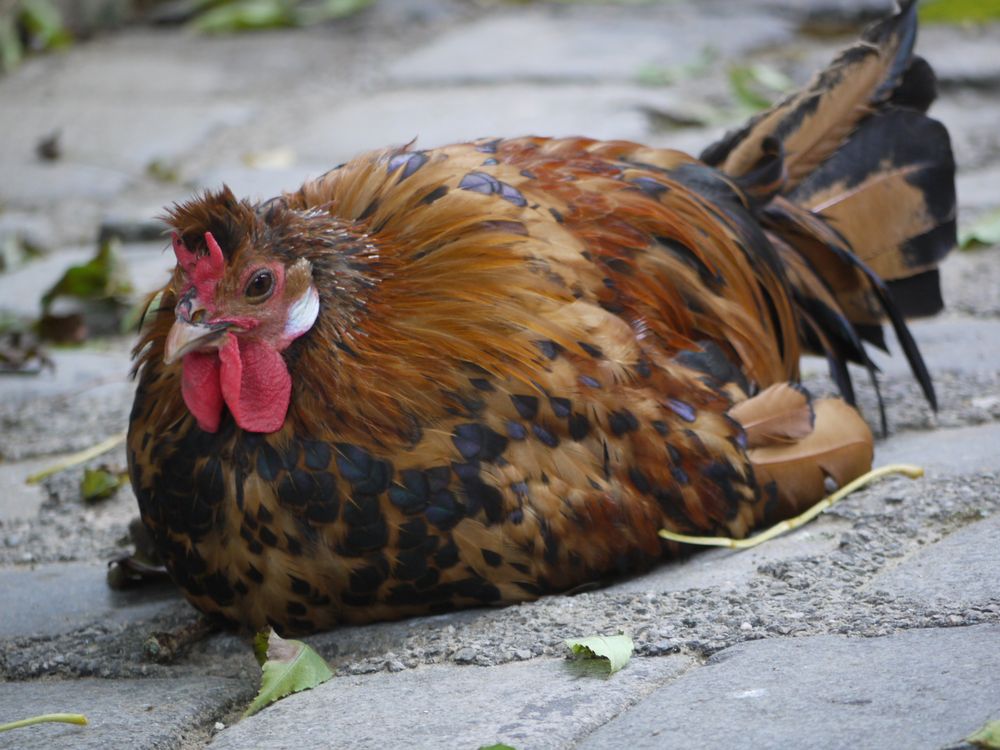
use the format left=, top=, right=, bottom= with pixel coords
left=754, top=0, right=888, bottom=21
left=800, top=305, right=1000, bottom=435
left=0, top=240, right=174, bottom=320
left=922, top=24, right=1000, bottom=89
left=0, top=347, right=132, bottom=463
left=0, top=464, right=139, bottom=568
left=872, top=513, right=1000, bottom=606
left=0, top=163, right=132, bottom=208
left=0, top=101, right=251, bottom=177
left=0, top=676, right=248, bottom=750
left=865, top=316, right=1000, bottom=378
left=288, top=84, right=666, bottom=166
left=957, top=166, right=1000, bottom=220
left=578, top=625, right=1000, bottom=750
left=942, top=245, right=1000, bottom=318
left=608, top=516, right=846, bottom=595
left=0, top=212, right=57, bottom=257
left=0, top=243, right=94, bottom=318
left=192, top=164, right=332, bottom=203
left=0, top=345, right=132, bottom=404
left=0, top=457, right=51, bottom=523
left=874, top=422, right=1000, bottom=476
left=6, top=28, right=366, bottom=101
left=932, top=92, right=1000, bottom=171
left=121, top=240, right=176, bottom=298
left=210, top=654, right=692, bottom=750
left=0, top=31, right=246, bottom=103
left=386, top=10, right=792, bottom=85
left=0, top=563, right=180, bottom=638
left=0, top=385, right=132, bottom=462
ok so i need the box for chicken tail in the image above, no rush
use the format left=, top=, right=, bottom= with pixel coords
left=701, top=0, right=956, bottom=418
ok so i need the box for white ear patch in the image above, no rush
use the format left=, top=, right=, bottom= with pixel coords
left=284, top=286, right=320, bottom=340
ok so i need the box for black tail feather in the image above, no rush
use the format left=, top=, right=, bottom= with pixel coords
left=702, top=1, right=955, bottom=421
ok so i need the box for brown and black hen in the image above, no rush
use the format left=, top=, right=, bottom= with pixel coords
left=128, top=1, right=955, bottom=635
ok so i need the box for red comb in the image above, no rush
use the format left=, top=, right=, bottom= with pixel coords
left=203, top=231, right=226, bottom=274
left=172, top=231, right=226, bottom=301
left=172, top=232, right=197, bottom=271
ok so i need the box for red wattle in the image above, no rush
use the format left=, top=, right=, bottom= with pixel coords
left=219, top=336, right=291, bottom=433
left=180, top=336, right=291, bottom=434
left=181, top=351, right=223, bottom=433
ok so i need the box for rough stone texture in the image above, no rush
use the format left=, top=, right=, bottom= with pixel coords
left=872, top=513, right=1000, bottom=607
left=577, top=625, right=1000, bottom=750
left=285, top=84, right=662, bottom=166
left=942, top=247, right=1000, bottom=317
left=0, top=563, right=179, bottom=638
left=385, top=9, right=793, bottom=85
left=874, top=422, right=1000, bottom=476
left=0, top=457, right=51, bottom=523
left=0, top=677, right=250, bottom=750
left=923, top=24, right=1000, bottom=90
left=800, top=317, right=1000, bottom=437
left=210, top=655, right=693, bottom=750
left=608, top=520, right=846, bottom=595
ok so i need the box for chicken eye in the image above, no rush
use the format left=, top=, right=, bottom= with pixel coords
left=245, top=269, right=275, bottom=301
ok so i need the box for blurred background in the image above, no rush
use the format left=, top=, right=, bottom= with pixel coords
left=0, top=0, right=998, bottom=569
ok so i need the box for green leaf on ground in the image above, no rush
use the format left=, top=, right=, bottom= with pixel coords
left=635, top=46, right=718, bottom=87
left=245, top=628, right=334, bottom=717
left=40, top=238, right=133, bottom=312
left=729, top=63, right=793, bottom=111
left=20, top=0, right=73, bottom=50
left=81, top=466, right=126, bottom=502
left=920, top=0, right=1000, bottom=24
left=0, top=0, right=71, bottom=74
left=0, top=14, right=23, bottom=73
left=146, top=158, right=181, bottom=183
left=968, top=720, right=1000, bottom=749
left=960, top=209, right=1000, bottom=249
left=191, top=0, right=373, bottom=32
left=303, top=0, right=374, bottom=23
left=193, top=0, right=297, bottom=32
left=564, top=634, right=634, bottom=674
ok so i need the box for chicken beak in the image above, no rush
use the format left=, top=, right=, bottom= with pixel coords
left=164, top=319, right=229, bottom=365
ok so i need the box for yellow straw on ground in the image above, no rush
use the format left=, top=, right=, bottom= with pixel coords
left=659, top=464, right=924, bottom=550
left=25, top=431, right=127, bottom=485
left=0, top=713, right=88, bottom=732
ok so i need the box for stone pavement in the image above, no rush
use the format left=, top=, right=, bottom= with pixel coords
left=1, top=1, right=999, bottom=748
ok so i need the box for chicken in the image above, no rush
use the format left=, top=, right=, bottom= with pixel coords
left=128, top=1, right=955, bottom=635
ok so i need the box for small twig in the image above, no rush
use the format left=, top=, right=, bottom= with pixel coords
left=144, top=617, right=220, bottom=664
left=25, top=431, right=127, bottom=484
left=659, top=463, right=925, bottom=550
left=0, top=713, right=88, bottom=732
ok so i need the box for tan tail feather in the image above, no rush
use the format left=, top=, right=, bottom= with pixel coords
left=716, top=55, right=887, bottom=185
left=798, top=133, right=952, bottom=282
left=709, top=4, right=914, bottom=188
left=749, top=398, right=873, bottom=520
left=729, top=383, right=814, bottom=448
